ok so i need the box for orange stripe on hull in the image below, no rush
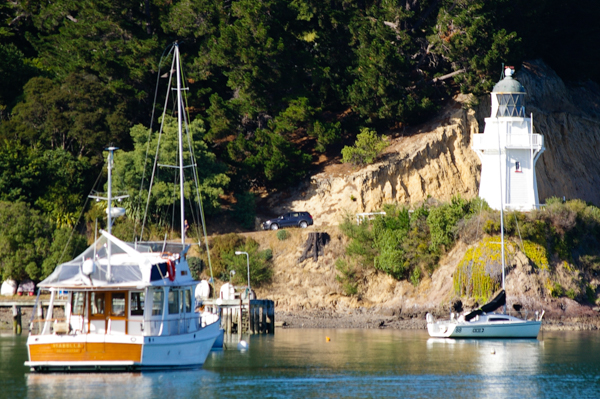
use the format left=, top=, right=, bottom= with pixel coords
left=29, top=342, right=142, bottom=362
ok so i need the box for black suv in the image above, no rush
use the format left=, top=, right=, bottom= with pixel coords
left=262, top=212, right=313, bottom=230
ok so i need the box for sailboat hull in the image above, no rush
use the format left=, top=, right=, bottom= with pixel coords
left=428, top=319, right=541, bottom=339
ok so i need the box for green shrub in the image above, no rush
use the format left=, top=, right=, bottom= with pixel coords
left=276, top=229, right=289, bottom=241
left=341, top=128, right=388, bottom=166
left=566, top=288, right=577, bottom=300
left=187, top=257, right=204, bottom=280
left=259, top=248, right=273, bottom=261
left=335, top=259, right=359, bottom=296
left=427, top=196, right=472, bottom=252
left=551, top=282, right=564, bottom=298
left=219, top=238, right=273, bottom=287
left=207, top=233, right=246, bottom=278
left=410, top=267, right=421, bottom=287
left=453, top=236, right=504, bottom=301
left=522, top=240, right=549, bottom=270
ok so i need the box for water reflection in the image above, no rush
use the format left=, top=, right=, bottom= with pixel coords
left=27, top=373, right=153, bottom=399
left=2, top=330, right=599, bottom=398
left=427, top=338, right=543, bottom=397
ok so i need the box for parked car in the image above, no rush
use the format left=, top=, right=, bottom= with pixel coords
left=262, top=212, right=313, bottom=230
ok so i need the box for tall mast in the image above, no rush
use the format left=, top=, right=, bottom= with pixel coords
left=174, top=43, right=186, bottom=245
left=497, top=119, right=506, bottom=314
left=106, top=147, right=116, bottom=280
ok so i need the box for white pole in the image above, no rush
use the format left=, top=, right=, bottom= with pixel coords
left=497, top=117, right=506, bottom=314
left=175, top=43, right=186, bottom=245
left=106, top=147, right=117, bottom=281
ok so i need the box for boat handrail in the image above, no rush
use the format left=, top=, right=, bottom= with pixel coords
left=30, top=313, right=209, bottom=337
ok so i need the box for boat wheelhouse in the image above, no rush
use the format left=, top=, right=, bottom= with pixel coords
left=26, top=232, right=221, bottom=371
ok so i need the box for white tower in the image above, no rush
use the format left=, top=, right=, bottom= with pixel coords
left=472, top=67, right=545, bottom=211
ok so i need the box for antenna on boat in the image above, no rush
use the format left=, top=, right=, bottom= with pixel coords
left=89, top=147, right=128, bottom=281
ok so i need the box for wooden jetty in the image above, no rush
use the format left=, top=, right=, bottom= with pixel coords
left=203, top=299, right=275, bottom=335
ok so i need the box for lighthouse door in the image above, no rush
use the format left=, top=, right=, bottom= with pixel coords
left=508, top=154, right=528, bottom=207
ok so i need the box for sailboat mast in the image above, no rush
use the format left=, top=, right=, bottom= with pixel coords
left=106, top=146, right=117, bottom=280
left=497, top=121, right=506, bottom=292
left=497, top=118, right=507, bottom=314
left=174, top=43, right=186, bottom=245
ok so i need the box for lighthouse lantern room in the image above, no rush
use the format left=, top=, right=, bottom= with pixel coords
left=472, top=67, right=545, bottom=211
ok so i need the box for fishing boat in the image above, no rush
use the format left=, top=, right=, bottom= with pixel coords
left=25, top=43, right=221, bottom=371
left=427, top=66, right=544, bottom=339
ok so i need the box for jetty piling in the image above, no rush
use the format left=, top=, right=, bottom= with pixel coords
left=204, top=299, right=275, bottom=335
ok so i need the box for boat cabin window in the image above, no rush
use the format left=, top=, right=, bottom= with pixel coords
left=91, top=292, right=105, bottom=316
left=130, top=291, right=145, bottom=316
left=110, top=292, right=126, bottom=317
left=489, top=317, right=509, bottom=322
left=71, top=292, right=85, bottom=315
left=152, top=289, right=164, bottom=316
left=184, top=289, right=192, bottom=313
left=168, top=289, right=180, bottom=314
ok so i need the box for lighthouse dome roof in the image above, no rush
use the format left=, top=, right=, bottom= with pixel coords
left=492, top=69, right=525, bottom=93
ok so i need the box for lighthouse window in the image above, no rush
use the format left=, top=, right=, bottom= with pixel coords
left=515, top=161, right=521, bottom=172
left=496, top=93, right=525, bottom=117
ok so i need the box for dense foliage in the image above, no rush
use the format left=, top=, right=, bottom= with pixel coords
left=339, top=197, right=600, bottom=302
left=339, top=197, right=480, bottom=289
left=0, top=0, right=598, bottom=282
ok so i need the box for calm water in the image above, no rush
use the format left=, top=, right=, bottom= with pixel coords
left=2, top=329, right=600, bottom=398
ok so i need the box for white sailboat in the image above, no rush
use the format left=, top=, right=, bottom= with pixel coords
left=25, top=43, right=221, bottom=371
left=427, top=66, right=544, bottom=339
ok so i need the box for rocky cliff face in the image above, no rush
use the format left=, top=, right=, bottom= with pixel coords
left=517, top=60, right=600, bottom=204
left=266, top=60, right=600, bottom=227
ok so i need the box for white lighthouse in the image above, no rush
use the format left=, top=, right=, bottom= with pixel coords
left=472, top=67, right=545, bottom=211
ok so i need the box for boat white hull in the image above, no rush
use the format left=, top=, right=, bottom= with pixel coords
left=428, top=320, right=541, bottom=339
left=25, top=320, right=221, bottom=372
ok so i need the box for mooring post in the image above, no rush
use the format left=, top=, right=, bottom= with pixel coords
left=226, top=308, right=232, bottom=335
left=261, top=302, right=267, bottom=333
left=248, top=299, right=254, bottom=334
left=267, top=301, right=275, bottom=334
left=254, top=306, right=260, bottom=334
left=238, top=299, right=243, bottom=334
left=12, top=305, right=22, bottom=335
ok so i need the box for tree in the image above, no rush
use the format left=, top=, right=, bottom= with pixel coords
left=0, top=43, right=38, bottom=117
left=112, top=115, right=229, bottom=226
left=0, top=201, right=51, bottom=281
left=428, top=0, right=520, bottom=95
left=227, top=128, right=312, bottom=189
left=0, top=142, right=91, bottom=227
left=6, top=74, right=129, bottom=163
left=341, top=128, right=388, bottom=166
